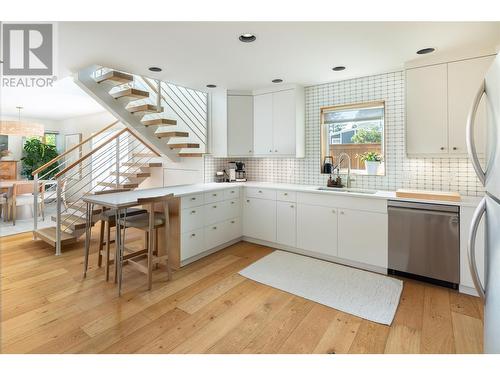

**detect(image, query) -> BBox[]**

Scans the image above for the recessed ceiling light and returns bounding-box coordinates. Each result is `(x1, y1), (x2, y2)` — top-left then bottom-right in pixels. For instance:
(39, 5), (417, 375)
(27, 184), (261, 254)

(416, 48), (435, 55)
(148, 67), (162, 72)
(206, 84), (217, 88)
(272, 79), (283, 83)
(332, 66), (346, 71)
(239, 33), (256, 43)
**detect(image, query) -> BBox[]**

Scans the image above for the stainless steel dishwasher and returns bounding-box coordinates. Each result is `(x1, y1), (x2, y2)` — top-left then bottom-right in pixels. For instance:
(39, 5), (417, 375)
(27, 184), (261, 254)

(388, 200), (460, 289)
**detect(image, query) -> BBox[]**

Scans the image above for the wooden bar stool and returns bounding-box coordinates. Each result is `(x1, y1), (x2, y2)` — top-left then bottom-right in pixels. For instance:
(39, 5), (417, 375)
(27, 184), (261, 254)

(117, 193), (173, 291)
(94, 189), (147, 281)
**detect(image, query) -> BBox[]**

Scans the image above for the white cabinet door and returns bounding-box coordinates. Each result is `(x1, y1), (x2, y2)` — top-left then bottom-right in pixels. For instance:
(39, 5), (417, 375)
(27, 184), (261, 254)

(406, 64), (449, 155)
(272, 89), (296, 155)
(276, 201), (296, 247)
(448, 56), (494, 155)
(224, 217), (242, 242)
(181, 229), (205, 261)
(296, 204), (337, 257)
(205, 223), (228, 250)
(227, 95), (254, 156)
(337, 209), (388, 269)
(253, 93), (274, 155)
(243, 197), (276, 242)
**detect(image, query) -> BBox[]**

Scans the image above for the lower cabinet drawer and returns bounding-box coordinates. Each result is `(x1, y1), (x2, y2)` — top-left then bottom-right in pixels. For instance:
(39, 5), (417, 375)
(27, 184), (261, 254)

(224, 217), (241, 242)
(181, 229), (205, 261)
(205, 223), (228, 250)
(204, 200), (230, 225)
(227, 199), (240, 218)
(181, 206), (205, 233)
(245, 187), (276, 200)
(181, 193), (204, 209)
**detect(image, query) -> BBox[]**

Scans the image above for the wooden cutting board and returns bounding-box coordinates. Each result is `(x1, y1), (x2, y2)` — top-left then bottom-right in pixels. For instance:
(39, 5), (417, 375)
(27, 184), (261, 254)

(395, 189), (461, 202)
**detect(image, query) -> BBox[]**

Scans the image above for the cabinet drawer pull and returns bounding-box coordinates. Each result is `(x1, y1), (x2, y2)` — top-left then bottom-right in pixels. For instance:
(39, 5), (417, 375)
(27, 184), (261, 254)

(290, 205), (294, 208)
(212, 205), (217, 209)
(190, 210), (196, 214)
(440, 147), (445, 150)
(332, 209), (336, 213)
(246, 199), (250, 203)
(212, 193), (217, 197)
(213, 226), (217, 230)
(284, 192), (288, 196)
(274, 150), (278, 152)
(453, 147), (457, 150)
(269, 149), (272, 153)
(191, 233), (196, 237)
(190, 197), (197, 201)
(231, 201), (235, 204)
(231, 220), (235, 224)
(230, 190), (235, 193)
(340, 211), (345, 215)
(258, 190), (263, 193)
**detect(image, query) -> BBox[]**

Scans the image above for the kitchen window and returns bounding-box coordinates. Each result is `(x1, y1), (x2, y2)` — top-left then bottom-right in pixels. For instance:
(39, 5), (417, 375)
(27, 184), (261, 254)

(320, 101), (385, 176)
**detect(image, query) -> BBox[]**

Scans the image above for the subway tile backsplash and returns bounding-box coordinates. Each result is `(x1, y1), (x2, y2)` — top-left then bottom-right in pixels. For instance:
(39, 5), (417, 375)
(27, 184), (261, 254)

(204, 71), (484, 196)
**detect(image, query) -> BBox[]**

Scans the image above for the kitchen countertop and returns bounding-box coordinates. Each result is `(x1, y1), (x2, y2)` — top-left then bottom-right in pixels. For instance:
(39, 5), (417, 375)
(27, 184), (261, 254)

(83, 181), (483, 208)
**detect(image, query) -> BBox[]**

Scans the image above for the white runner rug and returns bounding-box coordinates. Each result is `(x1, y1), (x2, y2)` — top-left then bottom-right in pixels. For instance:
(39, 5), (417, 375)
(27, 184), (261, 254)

(239, 250), (403, 325)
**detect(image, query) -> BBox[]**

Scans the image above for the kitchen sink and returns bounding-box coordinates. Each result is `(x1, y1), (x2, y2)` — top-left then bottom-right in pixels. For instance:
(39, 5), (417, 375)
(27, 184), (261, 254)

(316, 187), (377, 195)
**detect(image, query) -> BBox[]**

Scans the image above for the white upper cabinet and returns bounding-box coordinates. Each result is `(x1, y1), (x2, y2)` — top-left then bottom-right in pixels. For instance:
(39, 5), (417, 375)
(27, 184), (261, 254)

(227, 94), (254, 156)
(253, 86), (305, 157)
(406, 55), (495, 157)
(253, 93), (274, 155)
(406, 64), (449, 155)
(272, 89), (296, 155)
(448, 56), (494, 155)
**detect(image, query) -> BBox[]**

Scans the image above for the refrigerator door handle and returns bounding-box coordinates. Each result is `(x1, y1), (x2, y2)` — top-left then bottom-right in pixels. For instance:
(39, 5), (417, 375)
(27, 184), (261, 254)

(466, 80), (486, 186)
(468, 197), (486, 299)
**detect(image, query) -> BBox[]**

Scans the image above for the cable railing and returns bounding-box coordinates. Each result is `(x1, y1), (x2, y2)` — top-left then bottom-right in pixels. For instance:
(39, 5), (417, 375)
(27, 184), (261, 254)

(33, 122), (161, 255)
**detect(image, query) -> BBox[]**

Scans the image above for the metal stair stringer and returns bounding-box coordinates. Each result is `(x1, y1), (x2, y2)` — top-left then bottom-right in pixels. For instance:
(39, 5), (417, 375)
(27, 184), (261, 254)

(74, 64), (180, 162)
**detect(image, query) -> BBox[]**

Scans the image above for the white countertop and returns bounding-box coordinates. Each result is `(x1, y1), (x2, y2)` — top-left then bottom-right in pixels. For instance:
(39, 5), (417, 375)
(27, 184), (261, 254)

(82, 181), (483, 208)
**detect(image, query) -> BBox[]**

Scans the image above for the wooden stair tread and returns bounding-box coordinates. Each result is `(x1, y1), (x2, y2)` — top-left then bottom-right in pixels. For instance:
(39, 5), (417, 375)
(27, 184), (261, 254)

(110, 171), (151, 178)
(169, 143), (200, 149)
(132, 153), (158, 158)
(35, 227), (77, 246)
(178, 152), (204, 157)
(142, 118), (177, 126)
(122, 162), (162, 167)
(112, 88), (149, 100)
(51, 214), (92, 231)
(98, 181), (139, 189)
(95, 70), (133, 85)
(127, 104), (163, 114)
(69, 202), (102, 215)
(156, 131), (189, 138)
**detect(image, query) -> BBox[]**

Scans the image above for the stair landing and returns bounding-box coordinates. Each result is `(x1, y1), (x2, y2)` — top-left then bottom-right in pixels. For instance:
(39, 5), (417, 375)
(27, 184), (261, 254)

(34, 227), (77, 247)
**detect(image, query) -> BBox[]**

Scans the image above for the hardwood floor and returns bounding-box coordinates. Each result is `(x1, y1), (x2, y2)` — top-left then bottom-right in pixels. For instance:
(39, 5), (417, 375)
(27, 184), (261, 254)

(0, 231), (484, 354)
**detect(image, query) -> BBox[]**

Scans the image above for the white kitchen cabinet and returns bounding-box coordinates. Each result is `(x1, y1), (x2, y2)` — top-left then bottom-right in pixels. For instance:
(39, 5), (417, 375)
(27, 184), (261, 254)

(224, 217), (242, 243)
(406, 55), (495, 157)
(296, 204), (338, 257)
(460, 205), (485, 294)
(205, 223), (227, 250)
(181, 229), (205, 261)
(448, 56), (494, 155)
(406, 64), (449, 155)
(253, 93), (274, 155)
(227, 94), (254, 156)
(272, 89), (296, 155)
(276, 201), (296, 247)
(337, 208), (388, 268)
(253, 87), (305, 157)
(243, 197), (276, 242)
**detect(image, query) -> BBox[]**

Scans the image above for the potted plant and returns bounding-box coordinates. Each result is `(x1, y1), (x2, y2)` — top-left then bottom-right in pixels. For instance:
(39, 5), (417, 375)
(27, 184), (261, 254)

(21, 138), (60, 180)
(360, 151), (382, 175)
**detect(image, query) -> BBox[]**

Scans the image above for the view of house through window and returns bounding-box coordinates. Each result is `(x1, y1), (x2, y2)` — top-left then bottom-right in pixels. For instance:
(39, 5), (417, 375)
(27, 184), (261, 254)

(320, 101), (385, 176)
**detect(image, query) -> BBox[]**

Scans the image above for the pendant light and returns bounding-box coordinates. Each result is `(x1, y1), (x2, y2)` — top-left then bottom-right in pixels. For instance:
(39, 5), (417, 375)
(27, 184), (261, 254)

(0, 106), (44, 136)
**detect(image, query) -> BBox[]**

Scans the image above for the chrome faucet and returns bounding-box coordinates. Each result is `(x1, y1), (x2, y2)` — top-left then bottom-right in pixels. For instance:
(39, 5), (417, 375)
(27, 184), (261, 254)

(337, 152), (352, 188)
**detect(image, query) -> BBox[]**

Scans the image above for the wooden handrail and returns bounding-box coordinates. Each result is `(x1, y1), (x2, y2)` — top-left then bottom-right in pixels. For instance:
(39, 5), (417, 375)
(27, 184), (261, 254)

(32, 120), (120, 176)
(54, 128), (127, 178)
(53, 127), (161, 179)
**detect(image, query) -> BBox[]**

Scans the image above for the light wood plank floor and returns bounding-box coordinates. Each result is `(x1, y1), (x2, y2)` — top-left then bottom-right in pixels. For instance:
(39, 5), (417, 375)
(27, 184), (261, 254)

(0, 231), (484, 354)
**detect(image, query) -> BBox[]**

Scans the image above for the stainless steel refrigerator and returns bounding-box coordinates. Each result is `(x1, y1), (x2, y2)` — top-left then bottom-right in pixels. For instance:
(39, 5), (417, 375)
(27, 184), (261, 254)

(467, 53), (500, 354)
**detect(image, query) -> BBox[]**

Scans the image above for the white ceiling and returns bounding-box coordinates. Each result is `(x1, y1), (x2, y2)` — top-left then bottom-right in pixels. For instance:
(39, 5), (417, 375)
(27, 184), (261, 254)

(58, 22), (500, 91)
(0, 76), (105, 120)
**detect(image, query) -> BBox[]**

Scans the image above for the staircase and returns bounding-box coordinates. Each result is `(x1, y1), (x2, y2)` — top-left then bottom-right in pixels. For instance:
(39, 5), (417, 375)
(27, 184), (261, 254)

(32, 123), (164, 255)
(75, 65), (207, 160)
(32, 66), (209, 254)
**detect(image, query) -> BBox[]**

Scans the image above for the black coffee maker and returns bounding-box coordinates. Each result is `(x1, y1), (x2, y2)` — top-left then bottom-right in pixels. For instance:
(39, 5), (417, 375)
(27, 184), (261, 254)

(235, 161), (247, 182)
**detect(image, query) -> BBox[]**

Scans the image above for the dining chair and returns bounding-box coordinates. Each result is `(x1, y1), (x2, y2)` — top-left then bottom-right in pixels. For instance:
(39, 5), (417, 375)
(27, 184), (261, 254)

(6, 181), (45, 225)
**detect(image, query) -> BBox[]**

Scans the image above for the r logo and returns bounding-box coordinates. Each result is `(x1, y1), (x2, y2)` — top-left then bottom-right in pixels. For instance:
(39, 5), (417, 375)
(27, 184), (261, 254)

(2, 23), (53, 76)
